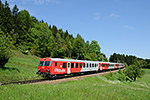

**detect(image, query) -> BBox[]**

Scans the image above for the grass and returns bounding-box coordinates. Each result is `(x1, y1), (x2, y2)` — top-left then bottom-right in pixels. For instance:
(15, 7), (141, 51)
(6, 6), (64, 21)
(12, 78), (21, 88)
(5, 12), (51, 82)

(0, 50), (150, 99)
(0, 69), (150, 100)
(0, 50), (42, 83)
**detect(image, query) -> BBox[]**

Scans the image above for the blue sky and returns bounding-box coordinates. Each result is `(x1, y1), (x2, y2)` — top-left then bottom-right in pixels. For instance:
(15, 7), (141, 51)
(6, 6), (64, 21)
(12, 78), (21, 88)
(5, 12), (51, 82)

(2, 0), (150, 59)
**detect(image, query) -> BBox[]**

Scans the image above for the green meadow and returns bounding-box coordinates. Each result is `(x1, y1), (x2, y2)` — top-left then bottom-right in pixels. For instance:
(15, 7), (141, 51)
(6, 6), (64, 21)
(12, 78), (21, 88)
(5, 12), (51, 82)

(0, 51), (150, 100)
(0, 69), (150, 100)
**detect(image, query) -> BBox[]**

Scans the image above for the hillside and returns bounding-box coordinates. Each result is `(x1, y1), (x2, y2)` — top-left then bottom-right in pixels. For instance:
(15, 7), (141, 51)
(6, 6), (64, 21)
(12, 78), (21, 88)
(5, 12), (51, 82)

(0, 50), (41, 83)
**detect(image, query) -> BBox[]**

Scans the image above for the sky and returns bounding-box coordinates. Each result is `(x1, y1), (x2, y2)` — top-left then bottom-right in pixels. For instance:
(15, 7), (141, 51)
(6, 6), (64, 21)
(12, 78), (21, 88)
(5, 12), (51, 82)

(2, 0), (150, 59)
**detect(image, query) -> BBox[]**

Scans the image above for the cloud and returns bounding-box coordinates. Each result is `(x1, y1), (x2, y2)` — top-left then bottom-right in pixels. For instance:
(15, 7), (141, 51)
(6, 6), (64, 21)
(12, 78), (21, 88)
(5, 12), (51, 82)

(110, 14), (119, 17)
(23, 0), (60, 5)
(94, 13), (100, 20)
(124, 26), (134, 29)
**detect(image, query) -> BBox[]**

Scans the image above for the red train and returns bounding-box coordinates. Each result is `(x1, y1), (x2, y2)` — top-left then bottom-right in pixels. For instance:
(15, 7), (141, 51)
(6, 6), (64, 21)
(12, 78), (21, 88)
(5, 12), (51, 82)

(36, 57), (124, 78)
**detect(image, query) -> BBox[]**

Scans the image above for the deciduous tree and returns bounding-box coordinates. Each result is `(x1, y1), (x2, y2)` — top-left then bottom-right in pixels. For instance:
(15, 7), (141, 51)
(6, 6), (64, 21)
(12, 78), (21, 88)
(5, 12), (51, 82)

(124, 60), (145, 81)
(72, 34), (85, 60)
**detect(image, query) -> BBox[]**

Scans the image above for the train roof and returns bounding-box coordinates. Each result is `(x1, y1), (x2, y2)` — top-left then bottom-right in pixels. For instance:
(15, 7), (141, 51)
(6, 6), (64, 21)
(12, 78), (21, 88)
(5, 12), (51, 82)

(45, 57), (122, 64)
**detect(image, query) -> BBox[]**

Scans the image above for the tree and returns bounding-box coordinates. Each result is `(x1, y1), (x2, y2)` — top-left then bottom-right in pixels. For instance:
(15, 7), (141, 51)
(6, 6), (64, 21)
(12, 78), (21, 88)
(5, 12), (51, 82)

(0, 29), (12, 68)
(31, 23), (54, 57)
(72, 34), (85, 60)
(89, 40), (102, 61)
(52, 32), (66, 58)
(18, 10), (33, 48)
(85, 41), (90, 54)
(124, 60), (145, 81)
(65, 35), (72, 57)
(11, 4), (23, 47)
(51, 25), (58, 38)
(0, 1), (12, 34)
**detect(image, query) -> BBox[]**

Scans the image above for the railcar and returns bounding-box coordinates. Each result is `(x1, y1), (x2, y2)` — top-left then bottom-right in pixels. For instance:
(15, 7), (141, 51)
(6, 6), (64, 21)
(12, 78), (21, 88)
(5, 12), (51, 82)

(36, 57), (124, 78)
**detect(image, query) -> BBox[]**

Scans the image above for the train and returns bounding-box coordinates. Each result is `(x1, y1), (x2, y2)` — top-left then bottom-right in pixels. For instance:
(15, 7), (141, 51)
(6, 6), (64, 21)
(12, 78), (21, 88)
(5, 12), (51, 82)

(36, 57), (124, 78)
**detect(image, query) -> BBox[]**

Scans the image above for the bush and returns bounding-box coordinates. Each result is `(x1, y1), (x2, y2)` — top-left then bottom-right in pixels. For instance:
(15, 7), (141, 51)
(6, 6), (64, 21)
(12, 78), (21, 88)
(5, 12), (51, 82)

(0, 30), (12, 68)
(117, 69), (126, 81)
(124, 60), (145, 81)
(105, 70), (116, 80)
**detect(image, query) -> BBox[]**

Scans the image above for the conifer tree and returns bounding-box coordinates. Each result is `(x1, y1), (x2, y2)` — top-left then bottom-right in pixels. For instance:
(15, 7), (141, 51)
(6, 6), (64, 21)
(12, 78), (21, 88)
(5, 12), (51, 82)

(0, 29), (12, 68)
(51, 25), (58, 38)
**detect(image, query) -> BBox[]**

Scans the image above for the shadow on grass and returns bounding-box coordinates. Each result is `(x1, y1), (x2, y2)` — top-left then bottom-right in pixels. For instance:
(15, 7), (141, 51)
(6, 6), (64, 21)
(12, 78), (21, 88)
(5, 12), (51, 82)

(1, 67), (20, 73)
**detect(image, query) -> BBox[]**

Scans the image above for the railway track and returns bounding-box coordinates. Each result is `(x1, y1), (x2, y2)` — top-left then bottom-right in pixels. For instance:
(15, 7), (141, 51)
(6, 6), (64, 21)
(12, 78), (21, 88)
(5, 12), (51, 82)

(1, 68), (125, 85)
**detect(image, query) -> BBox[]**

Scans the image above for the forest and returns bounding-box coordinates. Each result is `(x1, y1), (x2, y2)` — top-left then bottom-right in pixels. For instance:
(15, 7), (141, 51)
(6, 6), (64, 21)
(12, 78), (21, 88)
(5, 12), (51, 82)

(0, 0), (150, 68)
(109, 53), (150, 68)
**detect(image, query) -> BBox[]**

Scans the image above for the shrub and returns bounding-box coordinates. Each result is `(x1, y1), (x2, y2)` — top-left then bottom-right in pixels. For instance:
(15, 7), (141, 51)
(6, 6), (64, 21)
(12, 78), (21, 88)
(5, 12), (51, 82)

(117, 69), (126, 81)
(124, 60), (145, 81)
(105, 70), (115, 80)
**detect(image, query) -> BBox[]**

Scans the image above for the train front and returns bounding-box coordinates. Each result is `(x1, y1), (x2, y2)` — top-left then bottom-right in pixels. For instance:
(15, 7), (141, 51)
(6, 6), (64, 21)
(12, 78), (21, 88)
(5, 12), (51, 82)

(36, 58), (52, 77)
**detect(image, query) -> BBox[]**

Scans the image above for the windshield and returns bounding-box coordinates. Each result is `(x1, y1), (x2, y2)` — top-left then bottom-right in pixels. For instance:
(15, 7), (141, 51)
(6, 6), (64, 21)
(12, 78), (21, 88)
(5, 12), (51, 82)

(39, 61), (44, 66)
(38, 61), (52, 66)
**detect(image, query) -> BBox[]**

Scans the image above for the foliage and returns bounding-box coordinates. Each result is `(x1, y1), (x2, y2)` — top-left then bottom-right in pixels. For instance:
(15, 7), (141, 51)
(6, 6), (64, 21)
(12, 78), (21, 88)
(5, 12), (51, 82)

(109, 53), (136, 65)
(117, 69), (126, 81)
(105, 70), (114, 80)
(104, 64), (145, 82)
(72, 34), (85, 60)
(109, 53), (150, 68)
(0, 0), (105, 61)
(124, 60), (145, 81)
(31, 23), (54, 57)
(89, 40), (102, 61)
(0, 29), (12, 68)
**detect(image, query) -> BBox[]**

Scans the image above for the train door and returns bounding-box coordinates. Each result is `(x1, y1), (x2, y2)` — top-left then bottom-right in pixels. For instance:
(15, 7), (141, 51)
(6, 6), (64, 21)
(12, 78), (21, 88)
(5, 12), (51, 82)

(67, 62), (71, 74)
(99, 63), (102, 70)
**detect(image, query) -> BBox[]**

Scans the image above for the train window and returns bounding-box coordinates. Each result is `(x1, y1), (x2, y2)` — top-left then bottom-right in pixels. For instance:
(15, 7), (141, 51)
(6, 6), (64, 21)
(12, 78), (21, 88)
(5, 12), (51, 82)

(100, 64), (102, 66)
(63, 63), (66, 68)
(44, 61), (50, 66)
(92, 64), (94, 67)
(87, 63), (88, 68)
(106, 64), (108, 67)
(68, 63), (70, 68)
(55, 62), (57, 66)
(83, 63), (85, 68)
(76, 63), (78, 68)
(97, 64), (98, 67)
(90, 63), (91, 67)
(39, 61), (44, 66)
(95, 64), (96, 67)
(80, 63), (82, 68)
(71, 63), (74, 68)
